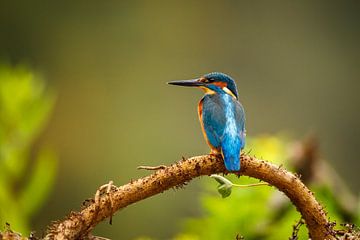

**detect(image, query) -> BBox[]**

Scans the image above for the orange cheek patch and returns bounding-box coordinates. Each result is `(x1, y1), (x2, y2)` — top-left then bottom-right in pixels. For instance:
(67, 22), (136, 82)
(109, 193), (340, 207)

(213, 82), (227, 88)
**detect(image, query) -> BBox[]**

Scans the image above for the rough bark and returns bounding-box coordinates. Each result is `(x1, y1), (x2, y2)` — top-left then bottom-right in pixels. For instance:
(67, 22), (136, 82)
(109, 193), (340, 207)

(43, 154), (336, 240)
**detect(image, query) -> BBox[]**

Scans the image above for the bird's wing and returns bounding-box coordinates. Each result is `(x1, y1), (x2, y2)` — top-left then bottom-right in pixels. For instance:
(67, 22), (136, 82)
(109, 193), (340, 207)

(201, 95), (227, 149)
(221, 97), (245, 171)
(201, 95), (246, 164)
(234, 99), (246, 147)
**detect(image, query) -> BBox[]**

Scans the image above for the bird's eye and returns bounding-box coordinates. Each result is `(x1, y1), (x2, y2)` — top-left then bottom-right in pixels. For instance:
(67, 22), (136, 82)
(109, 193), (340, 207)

(200, 78), (213, 83)
(199, 78), (208, 83)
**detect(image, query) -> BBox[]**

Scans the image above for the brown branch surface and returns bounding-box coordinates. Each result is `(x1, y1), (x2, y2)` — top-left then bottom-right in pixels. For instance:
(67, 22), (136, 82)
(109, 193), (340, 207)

(44, 154), (335, 240)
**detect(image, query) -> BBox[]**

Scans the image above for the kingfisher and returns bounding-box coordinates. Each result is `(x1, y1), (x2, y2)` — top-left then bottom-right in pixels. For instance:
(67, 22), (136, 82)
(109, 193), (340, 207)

(168, 72), (246, 171)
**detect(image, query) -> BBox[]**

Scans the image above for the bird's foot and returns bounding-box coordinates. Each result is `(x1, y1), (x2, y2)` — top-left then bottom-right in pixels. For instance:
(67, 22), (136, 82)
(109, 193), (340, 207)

(209, 150), (222, 157)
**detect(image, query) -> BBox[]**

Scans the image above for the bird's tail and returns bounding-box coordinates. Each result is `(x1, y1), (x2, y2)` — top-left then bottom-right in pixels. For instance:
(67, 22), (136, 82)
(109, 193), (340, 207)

(222, 145), (240, 171)
(223, 153), (240, 171)
(221, 136), (242, 171)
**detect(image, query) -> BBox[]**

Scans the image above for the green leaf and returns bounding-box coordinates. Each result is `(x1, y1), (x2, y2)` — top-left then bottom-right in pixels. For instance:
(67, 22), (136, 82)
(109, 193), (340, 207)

(210, 175), (233, 198)
(217, 183), (232, 198)
(210, 174), (233, 186)
(0, 64), (57, 235)
(18, 148), (57, 217)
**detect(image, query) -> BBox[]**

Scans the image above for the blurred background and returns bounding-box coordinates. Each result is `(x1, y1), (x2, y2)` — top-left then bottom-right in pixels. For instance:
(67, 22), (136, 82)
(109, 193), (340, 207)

(0, 1), (359, 239)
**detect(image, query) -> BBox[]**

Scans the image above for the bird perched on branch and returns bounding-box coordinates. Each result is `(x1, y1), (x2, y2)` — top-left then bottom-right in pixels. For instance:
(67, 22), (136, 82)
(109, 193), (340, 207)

(168, 72), (246, 171)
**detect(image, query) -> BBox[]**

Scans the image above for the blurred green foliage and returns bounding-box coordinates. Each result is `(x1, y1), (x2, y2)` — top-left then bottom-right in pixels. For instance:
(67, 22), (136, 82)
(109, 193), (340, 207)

(1, 1), (360, 238)
(0, 64), (57, 234)
(170, 135), (359, 240)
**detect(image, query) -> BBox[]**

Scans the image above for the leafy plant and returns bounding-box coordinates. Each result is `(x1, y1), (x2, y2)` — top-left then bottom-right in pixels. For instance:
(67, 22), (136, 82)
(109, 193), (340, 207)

(0, 64), (57, 235)
(211, 174), (269, 199)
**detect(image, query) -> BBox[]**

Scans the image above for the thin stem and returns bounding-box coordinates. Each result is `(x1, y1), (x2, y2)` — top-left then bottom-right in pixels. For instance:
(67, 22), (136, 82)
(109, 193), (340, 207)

(232, 182), (270, 188)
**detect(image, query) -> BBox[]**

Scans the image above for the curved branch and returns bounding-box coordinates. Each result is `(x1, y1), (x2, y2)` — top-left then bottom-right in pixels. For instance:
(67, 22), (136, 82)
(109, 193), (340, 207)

(44, 154), (335, 240)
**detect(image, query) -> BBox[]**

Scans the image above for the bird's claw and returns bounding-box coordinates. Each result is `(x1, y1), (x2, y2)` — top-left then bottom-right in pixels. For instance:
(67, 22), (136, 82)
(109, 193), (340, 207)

(210, 150), (222, 157)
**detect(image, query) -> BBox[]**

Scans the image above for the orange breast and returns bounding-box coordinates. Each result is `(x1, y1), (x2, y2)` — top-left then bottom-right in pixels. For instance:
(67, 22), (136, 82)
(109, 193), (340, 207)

(198, 99), (217, 152)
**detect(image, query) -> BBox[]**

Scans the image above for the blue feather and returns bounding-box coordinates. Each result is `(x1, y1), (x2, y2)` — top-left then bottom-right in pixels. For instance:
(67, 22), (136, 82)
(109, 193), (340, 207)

(168, 72), (245, 172)
(201, 88), (245, 171)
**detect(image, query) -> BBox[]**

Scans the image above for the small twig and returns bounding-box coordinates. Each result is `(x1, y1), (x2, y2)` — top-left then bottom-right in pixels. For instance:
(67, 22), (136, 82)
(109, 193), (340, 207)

(137, 165), (167, 170)
(235, 233), (244, 239)
(94, 181), (115, 225)
(290, 218), (305, 240)
(105, 181), (114, 225)
(85, 234), (111, 240)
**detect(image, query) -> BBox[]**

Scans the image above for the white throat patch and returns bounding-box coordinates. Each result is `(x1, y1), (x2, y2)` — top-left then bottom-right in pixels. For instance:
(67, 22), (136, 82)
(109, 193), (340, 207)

(222, 87), (237, 99)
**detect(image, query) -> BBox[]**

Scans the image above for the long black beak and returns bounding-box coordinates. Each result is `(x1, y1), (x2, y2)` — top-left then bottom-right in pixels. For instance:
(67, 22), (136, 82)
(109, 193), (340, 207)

(167, 79), (204, 87)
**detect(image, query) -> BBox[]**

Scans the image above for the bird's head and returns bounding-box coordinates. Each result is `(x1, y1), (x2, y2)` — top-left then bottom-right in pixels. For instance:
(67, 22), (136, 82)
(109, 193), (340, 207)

(168, 72), (238, 99)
